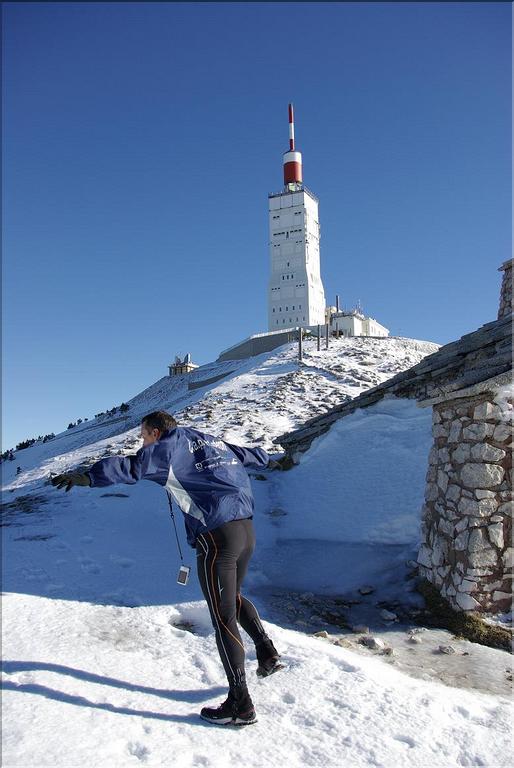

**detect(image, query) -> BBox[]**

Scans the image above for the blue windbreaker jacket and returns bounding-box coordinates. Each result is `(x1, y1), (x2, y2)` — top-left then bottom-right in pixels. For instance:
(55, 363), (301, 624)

(87, 427), (270, 546)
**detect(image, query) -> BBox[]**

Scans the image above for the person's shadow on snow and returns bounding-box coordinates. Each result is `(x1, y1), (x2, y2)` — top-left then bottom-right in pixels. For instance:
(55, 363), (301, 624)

(2, 660), (226, 725)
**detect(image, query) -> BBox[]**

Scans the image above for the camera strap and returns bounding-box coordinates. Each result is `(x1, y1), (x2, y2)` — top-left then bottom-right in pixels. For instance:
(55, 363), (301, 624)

(166, 491), (184, 563)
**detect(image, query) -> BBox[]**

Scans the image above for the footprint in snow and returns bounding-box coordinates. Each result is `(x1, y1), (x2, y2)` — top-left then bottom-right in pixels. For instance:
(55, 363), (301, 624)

(79, 558), (100, 574)
(51, 540), (71, 551)
(80, 536), (94, 544)
(127, 742), (150, 762)
(109, 555), (134, 568)
(393, 735), (417, 749)
(20, 567), (47, 582)
(282, 692), (295, 704)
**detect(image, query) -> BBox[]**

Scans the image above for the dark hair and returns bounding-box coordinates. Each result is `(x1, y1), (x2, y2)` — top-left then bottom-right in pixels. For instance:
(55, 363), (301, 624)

(141, 411), (177, 434)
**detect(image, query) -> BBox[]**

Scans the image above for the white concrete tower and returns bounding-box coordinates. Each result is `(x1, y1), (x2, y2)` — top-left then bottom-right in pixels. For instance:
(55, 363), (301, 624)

(268, 104), (326, 331)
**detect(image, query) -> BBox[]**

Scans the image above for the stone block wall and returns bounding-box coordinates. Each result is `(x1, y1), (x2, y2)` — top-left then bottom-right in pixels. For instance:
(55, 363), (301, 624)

(498, 259), (513, 320)
(417, 389), (513, 613)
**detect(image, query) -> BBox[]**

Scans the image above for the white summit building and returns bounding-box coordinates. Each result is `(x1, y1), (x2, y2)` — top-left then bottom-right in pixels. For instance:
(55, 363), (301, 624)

(217, 105), (388, 362)
(268, 104), (326, 331)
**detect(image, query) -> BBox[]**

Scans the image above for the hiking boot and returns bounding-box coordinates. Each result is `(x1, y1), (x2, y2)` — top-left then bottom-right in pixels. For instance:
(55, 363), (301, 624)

(200, 691), (257, 726)
(256, 637), (283, 677)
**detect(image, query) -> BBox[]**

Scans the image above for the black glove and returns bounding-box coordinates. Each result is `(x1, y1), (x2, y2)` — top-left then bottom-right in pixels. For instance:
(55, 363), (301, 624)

(51, 472), (91, 492)
(268, 455), (290, 471)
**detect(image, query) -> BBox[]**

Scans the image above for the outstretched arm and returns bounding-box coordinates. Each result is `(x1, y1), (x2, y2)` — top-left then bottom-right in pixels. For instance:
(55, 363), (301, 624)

(51, 447), (148, 492)
(223, 441), (270, 470)
(87, 451), (145, 487)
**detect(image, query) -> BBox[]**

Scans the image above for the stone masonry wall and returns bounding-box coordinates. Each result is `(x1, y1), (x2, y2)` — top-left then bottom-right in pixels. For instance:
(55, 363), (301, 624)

(498, 259), (513, 320)
(417, 390), (513, 613)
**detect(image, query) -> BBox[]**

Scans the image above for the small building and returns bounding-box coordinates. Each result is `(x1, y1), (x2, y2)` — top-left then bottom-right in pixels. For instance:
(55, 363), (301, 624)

(328, 307), (389, 338)
(168, 353), (198, 377)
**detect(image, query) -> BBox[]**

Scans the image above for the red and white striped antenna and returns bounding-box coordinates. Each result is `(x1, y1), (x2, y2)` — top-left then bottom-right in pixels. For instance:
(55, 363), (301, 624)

(283, 102), (302, 186)
(288, 103), (295, 151)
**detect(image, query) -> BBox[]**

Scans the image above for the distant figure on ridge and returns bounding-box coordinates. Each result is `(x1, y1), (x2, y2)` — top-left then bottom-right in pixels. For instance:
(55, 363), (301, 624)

(51, 410), (284, 726)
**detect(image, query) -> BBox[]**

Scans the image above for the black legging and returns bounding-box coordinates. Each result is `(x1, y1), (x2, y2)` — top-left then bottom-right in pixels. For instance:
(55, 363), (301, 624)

(196, 518), (267, 691)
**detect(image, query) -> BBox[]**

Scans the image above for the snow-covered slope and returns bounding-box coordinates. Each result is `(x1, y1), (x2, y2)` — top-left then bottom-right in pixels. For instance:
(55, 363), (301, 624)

(2, 335), (512, 768)
(3, 335), (439, 479)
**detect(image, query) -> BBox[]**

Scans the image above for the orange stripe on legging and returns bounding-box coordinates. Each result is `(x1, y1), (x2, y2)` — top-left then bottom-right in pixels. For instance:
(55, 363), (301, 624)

(208, 531), (245, 651)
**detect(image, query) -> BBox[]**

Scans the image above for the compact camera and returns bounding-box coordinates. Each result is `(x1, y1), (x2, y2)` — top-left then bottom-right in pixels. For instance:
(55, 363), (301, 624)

(177, 565), (191, 586)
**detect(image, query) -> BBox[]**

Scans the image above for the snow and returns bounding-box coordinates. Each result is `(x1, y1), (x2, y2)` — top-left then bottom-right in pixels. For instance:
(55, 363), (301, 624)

(2, 336), (512, 767)
(2, 594), (510, 768)
(270, 397), (432, 545)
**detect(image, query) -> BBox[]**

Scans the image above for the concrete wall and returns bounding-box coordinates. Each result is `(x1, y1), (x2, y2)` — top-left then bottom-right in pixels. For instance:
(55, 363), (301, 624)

(217, 329), (298, 362)
(268, 188), (325, 330)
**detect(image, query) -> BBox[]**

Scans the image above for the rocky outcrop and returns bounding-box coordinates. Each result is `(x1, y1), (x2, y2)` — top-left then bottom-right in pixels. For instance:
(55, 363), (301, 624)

(498, 259), (513, 320)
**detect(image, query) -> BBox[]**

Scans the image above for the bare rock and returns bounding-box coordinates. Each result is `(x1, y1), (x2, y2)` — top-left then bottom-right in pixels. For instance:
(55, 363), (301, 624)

(380, 609), (398, 622)
(461, 463), (504, 489)
(359, 635), (386, 651)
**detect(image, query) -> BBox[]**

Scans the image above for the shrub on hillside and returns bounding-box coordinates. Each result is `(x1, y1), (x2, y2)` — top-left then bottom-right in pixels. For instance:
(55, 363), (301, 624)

(16, 438), (36, 451)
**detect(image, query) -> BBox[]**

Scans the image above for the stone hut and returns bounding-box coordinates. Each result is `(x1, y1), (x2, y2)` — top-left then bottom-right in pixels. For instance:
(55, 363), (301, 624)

(276, 261), (512, 614)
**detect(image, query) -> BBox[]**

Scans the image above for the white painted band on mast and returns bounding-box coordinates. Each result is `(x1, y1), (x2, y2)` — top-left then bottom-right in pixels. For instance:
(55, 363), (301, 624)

(288, 103), (295, 151)
(282, 151), (302, 164)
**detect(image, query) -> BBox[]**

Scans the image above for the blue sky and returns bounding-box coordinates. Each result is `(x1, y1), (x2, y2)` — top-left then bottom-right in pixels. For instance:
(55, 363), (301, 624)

(2, 2), (511, 450)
